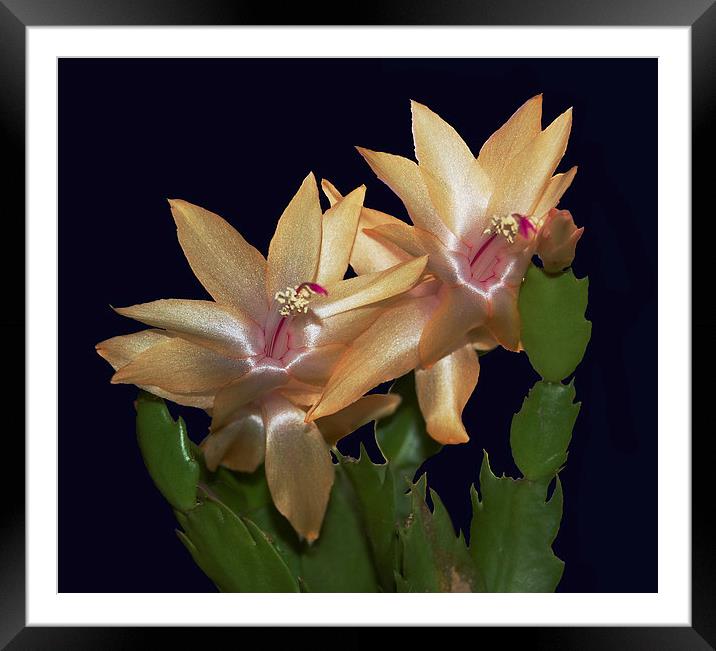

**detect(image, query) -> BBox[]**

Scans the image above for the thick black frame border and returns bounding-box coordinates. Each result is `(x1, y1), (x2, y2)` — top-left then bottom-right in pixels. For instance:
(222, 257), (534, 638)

(1, 1), (711, 648)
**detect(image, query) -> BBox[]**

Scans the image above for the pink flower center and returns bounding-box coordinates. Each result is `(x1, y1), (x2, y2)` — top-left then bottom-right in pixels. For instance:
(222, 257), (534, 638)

(266, 282), (328, 359)
(468, 213), (534, 287)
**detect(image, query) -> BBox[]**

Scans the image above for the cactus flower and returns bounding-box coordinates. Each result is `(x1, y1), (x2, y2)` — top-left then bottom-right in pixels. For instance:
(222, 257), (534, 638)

(309, 96), (580, 446)
(96, 173), (428, 541)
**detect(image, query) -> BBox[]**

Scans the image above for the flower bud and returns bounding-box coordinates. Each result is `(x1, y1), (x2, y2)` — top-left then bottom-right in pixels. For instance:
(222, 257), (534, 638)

(536, 209), (583, 273)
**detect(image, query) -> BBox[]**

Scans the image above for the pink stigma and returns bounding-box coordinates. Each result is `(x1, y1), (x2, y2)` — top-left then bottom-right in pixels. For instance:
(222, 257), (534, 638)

(516, 214), (537, 239)
(298, 282), (328, 296)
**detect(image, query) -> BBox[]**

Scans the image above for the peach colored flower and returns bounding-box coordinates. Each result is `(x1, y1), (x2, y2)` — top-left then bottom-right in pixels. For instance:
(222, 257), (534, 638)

(309, 96), (581, 446)
(97, 173), (427, 541)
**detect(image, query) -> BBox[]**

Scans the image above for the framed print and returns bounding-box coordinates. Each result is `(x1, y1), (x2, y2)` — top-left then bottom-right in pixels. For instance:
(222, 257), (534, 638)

(3, 0), (712, 647)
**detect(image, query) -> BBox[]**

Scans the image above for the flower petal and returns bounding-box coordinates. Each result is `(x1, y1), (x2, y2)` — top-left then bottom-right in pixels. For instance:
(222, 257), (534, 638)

(477, 94), (543, 183)
(531, 167), (578, 226)
(419, 285), (488, 367)
(321, 178), (342, 206)
(299, 306), (383, 348)
(114, 299), (264, 359)
(316, 185), (365, 286)
(169, 199), (268, 323)
(111, 336), (249, 394)
(364, 222), (426, 259)
(263, 393), (335, 542)
(486, 285), (522, 352)
(485, 107), (573, 220)
(283, 343), (347, 386)
(421, 160), (493, 241)
(310, 256), (428, 320)
(467, 325), (499, 352)
(267, 173), (323, 298)
(356, 147), (460, 249)
(322, 179), (410, 275)
(211, 361), (289, 430)
(411, 101), (493, 239)
(202, 404), (265, 472)
(354, 207), (413, 274)
(415, 344), (479, 444)
(96, 330), (214, 408)
(307, 296), (435, 421)
(411, 100), (475, 187)
(413, 227), (468, 286)
(96, 329), (172, 370)
(316, 394), (402, 447)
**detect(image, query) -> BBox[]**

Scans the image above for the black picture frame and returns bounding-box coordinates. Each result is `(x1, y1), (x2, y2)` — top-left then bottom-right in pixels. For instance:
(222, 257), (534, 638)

(2, 1), (710, 647)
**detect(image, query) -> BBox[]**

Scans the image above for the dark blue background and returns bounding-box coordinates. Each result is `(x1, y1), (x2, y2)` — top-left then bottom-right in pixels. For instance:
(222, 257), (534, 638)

(58, 58), (657, 593)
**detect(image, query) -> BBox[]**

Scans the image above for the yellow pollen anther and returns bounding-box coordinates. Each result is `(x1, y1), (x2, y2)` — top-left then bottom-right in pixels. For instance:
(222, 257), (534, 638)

(483, 214), (521, 244)
(274, 284), (319, 316)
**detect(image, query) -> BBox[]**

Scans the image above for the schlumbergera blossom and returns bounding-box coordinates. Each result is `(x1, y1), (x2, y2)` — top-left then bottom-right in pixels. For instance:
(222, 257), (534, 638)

(308, 95), (583, 445)
(96, 173), (428, 541)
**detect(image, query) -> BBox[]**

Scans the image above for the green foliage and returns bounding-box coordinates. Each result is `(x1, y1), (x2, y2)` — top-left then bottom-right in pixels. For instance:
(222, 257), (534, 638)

(300, 469), (380, 592)
(136, 392), (383, 591)
(340, 445), (397, 591)
(510, 380), (581, 481)
(375, 373), (441, 520)
(396, 476), (485, 592)
(175, 498), (299, 593)
(519, 264), (591, 382)
(135, 392), (199, 512)
(469, 455), (564, 592)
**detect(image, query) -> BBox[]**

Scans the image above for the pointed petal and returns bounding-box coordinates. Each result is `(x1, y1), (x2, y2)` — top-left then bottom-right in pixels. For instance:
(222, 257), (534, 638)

(202, 404), (265, 472)
(356, 147), (460, 248)
(421, 160), (493, 240)
(267, 173), (323, 298)
(485, 108), (573, 220)
(531, 167), (578, 226)
(211, 361), (289, 430)
(322, 179), (410, 275)
(316, 394), (402, 447)
(419, 286), (488, 367)
(111, 336), (249, 394)
(477, 94), (543, 183)
(311, 256), (428, 320)
(263, 393), (335, 542)
(364, 222), (426, 259)
(307, 297), (435, 421)
(415, 344), (479, 444)
(169, 199), (268, 322)
(411, 101), (484, 238)
(320, 178), (342, 206)
(316, 185), (365, 286)
(412, 100), (474, 183)
(114, 299), (264, 359)
(411, 101), (493, 239)
(353, 207), (413, 274)
(96, 329), (172, 370)
(97, 330), (214, 408)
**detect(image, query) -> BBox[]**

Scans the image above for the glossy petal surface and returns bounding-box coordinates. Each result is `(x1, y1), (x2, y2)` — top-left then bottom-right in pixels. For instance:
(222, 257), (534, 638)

(263, 393), (335, 542)
(267, 173), (323, 298)
(170, 199), (268, 322)
(415, 344), (479, 444)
